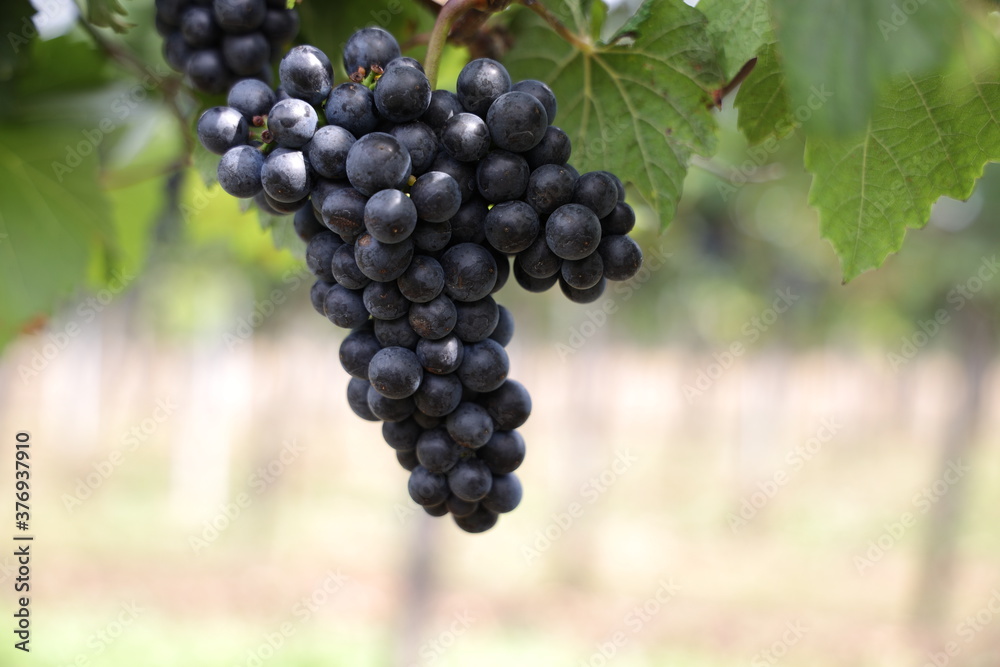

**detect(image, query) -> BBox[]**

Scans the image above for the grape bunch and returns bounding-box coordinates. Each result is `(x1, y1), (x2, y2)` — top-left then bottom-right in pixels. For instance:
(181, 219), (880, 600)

(194, 28), (643, 532)
(155, 0), (299, 94)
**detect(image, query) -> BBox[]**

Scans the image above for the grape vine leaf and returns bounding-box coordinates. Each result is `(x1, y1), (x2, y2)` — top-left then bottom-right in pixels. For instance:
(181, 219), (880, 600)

(698, 0), (773, 81)
(505, 0), (724, 226)
(806, 61), (1000, 282)
(0, 126), (116, 346)
(770, 0), (962, 136)
(733, 42), (793, 145)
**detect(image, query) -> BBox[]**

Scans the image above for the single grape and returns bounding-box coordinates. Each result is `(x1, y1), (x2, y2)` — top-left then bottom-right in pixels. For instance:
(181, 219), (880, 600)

(354, 233), (414, 282)
(163, 32), (193, 71)
(343, 27), (401, 78)
(408, 294), (458, 340)
(295, 202), (327, 241)
(559, 276), (606, 303)
(490, 249), (510, 294)
(513, 261), (559, 292)
(478, 380), (531, 430)
(368, 346), (423, 399)
(410, 171), (462, 223)
(478, 430), (525, 474)
(601, 202), (636, 236)
(441, 243), (497, 302)
(389, 122), (438, 175)
(486, 91), (548, 152)
(489, 304), (514, 347)
(227, 78), (276, 122)
(446, 402), (494, 449)
(476, 150), (529, 203)
(573, 171), (619, 219)
(516, 236), (562, 279)
(367, 386), (415, 422)
(279, 44), (333, 105)
(448, 458), (493, 501)
(481, 473), (522, 513)
(452, 297), (499, 343)
(525, 163), (577, 216)
(421, 89), (464, 132)
(397, 255), (445, 303)
(415, 428), (463, 473)
(305, 230), (342, 283)
(222, 33), (270, 76)
(324, 284), (369, 329)
(310, 280), (333, 316)
(457, 339), (509, 392)
(374, 64), (432, 123)
(453, 505), (498, 533)
(429, 153), (477, 203)
(325, 82), (379, 137)
(446, 495), (478, 518)
(411, 221), (452, 253)
(340, 327), (382, 380)
(267, 98), (318, 148)
(456, 58), (511, 117)
(397, 448), (420, 471)
(412, 410), (442, 430)
(416, 335), (464, 375)
(347, 377), (379, 421)
(305, 125), (355, 180)
(261, 8), (299, 46)
(197, 106), (248, 155)
(363, 280), (410, 320)
(383, 418), (422, 450)
(217, 145), (264, 198)
(180, 6), (220, 49)
(545, 203), (602, 260)
(484, 200), (539, 254)
(187, 49), (232, 94)
(524, 125), (572, 170)
(448, 198), (488, 245)
(345, 132), (412, 196)
(512, 79), (557, 123)
(321, 187), (368, 241)
(598, 235), (643, 281)
(442, 113), (491, 163)
(261, 150), (313, 203)
(364, 189), (417, 244)
(213, 0), (266, 33)
(413, 372), (463, 417)
(374, 316), (420, 350)
(561, 253), (604, 290)
(408, 466), (450, 506)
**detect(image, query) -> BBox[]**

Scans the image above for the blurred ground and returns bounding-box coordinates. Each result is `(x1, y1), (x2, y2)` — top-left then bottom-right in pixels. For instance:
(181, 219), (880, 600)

(1, 298), (998, 667)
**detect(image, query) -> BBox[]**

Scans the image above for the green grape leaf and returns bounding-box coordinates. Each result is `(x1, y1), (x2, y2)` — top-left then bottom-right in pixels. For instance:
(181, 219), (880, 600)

(771, 0), (963, 136)
(807, 62), (1000, 282)
(86, 0), (134, 33)
(506, 0), (724, 226)
(733, 42), (793, 145)
(698, 0), (773, 81)
(0, 0), (36, 81)
(0, 126), (116, 346)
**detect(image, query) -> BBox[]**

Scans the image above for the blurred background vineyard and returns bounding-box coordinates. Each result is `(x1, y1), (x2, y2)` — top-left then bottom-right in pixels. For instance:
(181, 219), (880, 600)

(2, 0), (1000, 666)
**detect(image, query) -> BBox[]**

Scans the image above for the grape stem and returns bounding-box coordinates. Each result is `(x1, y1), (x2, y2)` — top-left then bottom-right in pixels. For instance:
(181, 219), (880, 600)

(425, 0), (489, 89)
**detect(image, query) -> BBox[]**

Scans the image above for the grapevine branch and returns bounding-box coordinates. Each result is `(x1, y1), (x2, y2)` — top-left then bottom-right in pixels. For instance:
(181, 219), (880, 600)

(710, 57), (757, 108)
(425, 0), (489, 88)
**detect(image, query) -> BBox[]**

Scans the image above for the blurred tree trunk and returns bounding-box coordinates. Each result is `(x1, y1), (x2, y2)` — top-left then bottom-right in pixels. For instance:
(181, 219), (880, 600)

(910, 306), (995, 630)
